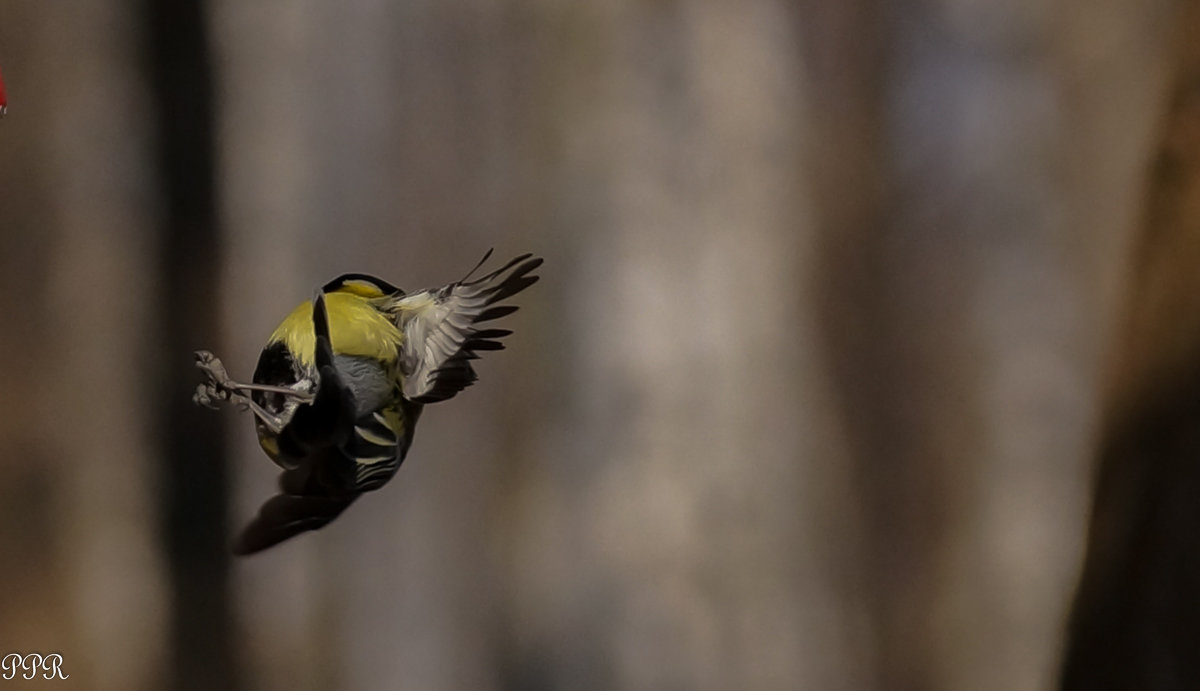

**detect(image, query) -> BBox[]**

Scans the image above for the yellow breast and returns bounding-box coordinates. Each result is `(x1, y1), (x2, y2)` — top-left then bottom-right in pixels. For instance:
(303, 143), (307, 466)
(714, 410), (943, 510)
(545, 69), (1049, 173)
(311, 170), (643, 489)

(268, 291), (404, 368)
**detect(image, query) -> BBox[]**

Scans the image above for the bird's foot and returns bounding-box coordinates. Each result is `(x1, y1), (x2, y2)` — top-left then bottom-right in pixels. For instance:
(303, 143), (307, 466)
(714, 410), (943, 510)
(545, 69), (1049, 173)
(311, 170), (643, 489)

(193, 350), (261, 412)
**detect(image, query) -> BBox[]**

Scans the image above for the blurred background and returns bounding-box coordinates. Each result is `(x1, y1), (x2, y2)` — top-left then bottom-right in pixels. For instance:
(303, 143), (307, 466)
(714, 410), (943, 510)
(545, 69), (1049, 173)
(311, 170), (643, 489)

(1, 0), (1197, 689)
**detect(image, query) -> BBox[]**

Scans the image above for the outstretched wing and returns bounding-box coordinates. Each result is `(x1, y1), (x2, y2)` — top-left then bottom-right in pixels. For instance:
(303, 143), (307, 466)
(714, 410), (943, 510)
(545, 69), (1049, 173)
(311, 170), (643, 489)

(392, 251), (542, 403)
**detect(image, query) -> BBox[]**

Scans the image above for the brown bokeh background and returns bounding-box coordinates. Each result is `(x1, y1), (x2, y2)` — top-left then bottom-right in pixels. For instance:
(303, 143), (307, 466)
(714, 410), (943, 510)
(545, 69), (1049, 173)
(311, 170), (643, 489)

(1, 1), (1196, 689)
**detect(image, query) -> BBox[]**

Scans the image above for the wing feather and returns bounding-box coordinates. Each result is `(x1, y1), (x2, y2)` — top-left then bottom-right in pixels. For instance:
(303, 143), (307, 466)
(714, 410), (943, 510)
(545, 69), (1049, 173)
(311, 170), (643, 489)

(391, 252), (542, 403)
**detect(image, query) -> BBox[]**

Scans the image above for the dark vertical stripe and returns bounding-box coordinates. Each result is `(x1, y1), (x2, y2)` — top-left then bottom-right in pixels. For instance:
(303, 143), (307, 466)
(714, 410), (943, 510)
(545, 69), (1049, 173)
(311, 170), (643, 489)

(1062, 6), (1200, 687)
(143, 1), (241, 689)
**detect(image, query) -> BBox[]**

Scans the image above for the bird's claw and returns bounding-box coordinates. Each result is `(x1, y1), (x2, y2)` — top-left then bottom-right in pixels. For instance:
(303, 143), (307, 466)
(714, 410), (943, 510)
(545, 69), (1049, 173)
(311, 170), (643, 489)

(195, 349), (231, 382)
(193, 382), (229, 409)
(194, 350), (240, 409)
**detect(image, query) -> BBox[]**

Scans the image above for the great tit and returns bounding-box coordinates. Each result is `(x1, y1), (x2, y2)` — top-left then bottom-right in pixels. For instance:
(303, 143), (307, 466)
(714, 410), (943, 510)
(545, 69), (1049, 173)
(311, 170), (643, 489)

(194, 251), (542, 554)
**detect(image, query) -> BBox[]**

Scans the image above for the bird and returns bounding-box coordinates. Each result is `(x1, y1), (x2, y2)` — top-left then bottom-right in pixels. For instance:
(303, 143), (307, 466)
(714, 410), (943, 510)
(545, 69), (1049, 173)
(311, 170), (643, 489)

(194, 251), (541, 555)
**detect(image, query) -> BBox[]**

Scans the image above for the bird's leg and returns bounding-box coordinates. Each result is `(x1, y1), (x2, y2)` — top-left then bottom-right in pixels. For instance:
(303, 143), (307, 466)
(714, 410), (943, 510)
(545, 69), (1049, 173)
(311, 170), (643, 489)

(194, 350), (316, 402)
(193, 350), (311, 434)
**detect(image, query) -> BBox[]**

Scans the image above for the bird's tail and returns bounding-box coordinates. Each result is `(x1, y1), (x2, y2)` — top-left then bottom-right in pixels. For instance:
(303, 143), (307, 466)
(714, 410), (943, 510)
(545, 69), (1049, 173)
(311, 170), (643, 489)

(232, 493), (357, 555)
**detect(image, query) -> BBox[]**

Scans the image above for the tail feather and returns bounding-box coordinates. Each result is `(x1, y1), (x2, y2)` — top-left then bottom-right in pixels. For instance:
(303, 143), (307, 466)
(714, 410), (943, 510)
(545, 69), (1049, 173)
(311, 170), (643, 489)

(233, 492), (357, 555)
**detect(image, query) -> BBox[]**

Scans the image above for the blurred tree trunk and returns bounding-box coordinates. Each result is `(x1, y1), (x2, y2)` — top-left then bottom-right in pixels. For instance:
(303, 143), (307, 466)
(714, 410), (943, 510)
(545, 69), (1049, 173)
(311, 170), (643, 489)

(500, 3), (873, 689)
(0, 0), (66, 665)
(143, 0), (239, 689)
(0, 2), (168, 690)
(1062, 3), (1200, 688)
(807, 0), (1171, 689)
